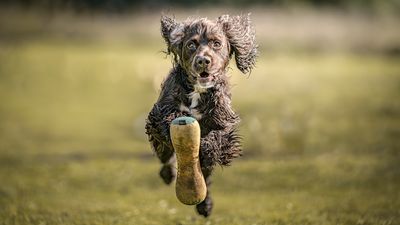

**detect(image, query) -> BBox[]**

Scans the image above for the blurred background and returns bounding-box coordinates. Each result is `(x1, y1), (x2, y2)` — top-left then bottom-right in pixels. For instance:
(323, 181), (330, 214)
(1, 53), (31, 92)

(0, 0), (399, 224)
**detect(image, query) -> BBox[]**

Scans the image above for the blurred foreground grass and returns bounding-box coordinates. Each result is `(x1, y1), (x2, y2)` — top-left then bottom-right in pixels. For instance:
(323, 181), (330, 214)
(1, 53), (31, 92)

(0, 8), (400, 225)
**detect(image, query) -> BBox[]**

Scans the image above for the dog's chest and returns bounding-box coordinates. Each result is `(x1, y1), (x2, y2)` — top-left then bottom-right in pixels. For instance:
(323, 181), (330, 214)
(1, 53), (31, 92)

(179, 85), (207, 120)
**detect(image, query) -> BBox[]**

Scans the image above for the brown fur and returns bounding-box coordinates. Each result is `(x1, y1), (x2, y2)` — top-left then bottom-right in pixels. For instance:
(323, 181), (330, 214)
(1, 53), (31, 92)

(145, 14), (257, 217)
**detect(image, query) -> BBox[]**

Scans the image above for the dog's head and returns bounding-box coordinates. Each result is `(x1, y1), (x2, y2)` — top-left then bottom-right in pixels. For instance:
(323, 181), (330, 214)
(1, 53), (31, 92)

(161, 14), (257, 89)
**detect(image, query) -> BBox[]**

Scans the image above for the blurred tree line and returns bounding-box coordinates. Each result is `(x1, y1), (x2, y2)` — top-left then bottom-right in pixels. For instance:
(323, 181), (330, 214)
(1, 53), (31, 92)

(1, 0), (399, 12)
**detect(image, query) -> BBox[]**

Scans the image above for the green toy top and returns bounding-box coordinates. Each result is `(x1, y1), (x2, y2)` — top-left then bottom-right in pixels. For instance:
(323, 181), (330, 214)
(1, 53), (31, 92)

(171, 116), (197, 125)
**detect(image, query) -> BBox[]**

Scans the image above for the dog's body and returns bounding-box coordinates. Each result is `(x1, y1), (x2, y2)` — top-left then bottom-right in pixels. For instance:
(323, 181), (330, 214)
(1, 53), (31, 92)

(145, 14), (257, 217)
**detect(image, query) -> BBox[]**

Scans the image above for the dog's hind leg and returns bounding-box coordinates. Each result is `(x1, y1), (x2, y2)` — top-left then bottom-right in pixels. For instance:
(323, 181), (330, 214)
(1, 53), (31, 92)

(195, 167), (213, 217)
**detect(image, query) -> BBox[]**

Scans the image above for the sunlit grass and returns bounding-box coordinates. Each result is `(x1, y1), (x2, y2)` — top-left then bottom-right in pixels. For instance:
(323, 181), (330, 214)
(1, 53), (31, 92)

(0, 14), (399, 224)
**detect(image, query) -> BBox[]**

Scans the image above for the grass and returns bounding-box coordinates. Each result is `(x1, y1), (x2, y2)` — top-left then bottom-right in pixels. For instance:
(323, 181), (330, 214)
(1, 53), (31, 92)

(0, 9), (400, 225)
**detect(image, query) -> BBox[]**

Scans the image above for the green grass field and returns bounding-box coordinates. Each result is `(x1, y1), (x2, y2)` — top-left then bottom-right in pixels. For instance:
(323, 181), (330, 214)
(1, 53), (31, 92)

(0, 9), (399, 225)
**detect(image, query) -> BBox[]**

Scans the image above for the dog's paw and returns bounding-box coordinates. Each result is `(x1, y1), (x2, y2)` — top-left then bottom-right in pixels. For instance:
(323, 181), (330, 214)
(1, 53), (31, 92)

(196, 196), (213, 217)
(159, 164), (176, 185)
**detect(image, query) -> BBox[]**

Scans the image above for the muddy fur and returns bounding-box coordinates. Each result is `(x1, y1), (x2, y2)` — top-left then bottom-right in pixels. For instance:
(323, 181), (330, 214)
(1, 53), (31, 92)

(145, 14), (257, 217)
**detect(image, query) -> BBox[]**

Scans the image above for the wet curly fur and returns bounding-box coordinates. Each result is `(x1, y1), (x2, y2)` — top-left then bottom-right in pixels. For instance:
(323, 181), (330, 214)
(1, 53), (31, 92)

(145, 14), (257, 217)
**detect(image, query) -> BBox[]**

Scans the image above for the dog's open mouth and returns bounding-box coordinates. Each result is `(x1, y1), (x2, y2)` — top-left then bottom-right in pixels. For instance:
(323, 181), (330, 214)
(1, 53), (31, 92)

(190, 70), (215, 88)
(197, 73), (214, 88)
(199, 71), (209, 78)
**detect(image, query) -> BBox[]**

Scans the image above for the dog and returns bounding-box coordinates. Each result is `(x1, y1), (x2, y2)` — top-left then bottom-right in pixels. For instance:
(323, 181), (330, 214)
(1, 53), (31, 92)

(145, 14), (257, 217)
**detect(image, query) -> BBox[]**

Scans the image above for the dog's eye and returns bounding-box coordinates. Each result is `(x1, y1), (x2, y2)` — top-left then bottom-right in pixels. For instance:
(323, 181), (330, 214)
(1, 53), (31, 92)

(212, 41), (222, 49)
(187, 41), (197, 50)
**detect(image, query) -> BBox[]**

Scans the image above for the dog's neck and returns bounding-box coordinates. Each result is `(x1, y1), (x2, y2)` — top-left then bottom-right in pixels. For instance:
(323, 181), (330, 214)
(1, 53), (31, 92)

(175, 65), (228, 120)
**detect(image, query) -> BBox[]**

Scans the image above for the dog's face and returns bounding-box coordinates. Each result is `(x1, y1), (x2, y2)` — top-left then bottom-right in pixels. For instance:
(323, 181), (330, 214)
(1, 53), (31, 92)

(180, 20), (230, 88)
(161, 15), (257, 89)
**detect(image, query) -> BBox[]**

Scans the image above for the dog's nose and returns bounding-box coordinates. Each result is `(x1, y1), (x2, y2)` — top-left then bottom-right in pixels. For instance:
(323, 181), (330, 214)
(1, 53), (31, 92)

(195, 56), (211, 67)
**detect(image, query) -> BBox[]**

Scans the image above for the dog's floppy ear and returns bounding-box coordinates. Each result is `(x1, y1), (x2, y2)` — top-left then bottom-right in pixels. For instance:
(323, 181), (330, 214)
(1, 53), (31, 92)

(161, 15), (185, 62)
(218, 14), (258, 74)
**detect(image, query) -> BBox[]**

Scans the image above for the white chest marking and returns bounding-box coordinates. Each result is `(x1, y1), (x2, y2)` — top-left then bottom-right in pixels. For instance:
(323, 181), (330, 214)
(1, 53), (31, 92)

(189, 92), (201, 108)
(179, 85), (206, 120)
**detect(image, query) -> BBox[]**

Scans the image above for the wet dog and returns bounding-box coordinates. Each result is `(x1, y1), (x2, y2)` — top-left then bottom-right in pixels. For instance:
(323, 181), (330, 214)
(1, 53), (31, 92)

(145, 14), (257, 217)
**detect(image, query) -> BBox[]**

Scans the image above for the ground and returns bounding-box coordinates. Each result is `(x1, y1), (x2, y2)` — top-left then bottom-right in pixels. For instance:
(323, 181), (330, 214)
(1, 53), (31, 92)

(0, 8), (399, 225)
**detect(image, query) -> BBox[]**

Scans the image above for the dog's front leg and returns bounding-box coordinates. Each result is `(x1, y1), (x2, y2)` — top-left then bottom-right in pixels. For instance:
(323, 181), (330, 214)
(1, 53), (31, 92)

(146, 102), (189, 184)
(200, 128), (241, 169)
(195, 128), (241, 217)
